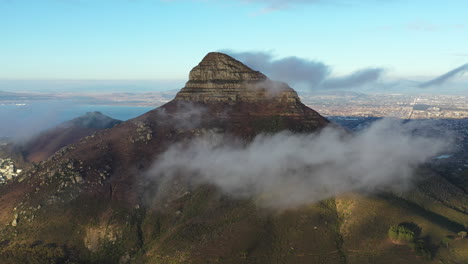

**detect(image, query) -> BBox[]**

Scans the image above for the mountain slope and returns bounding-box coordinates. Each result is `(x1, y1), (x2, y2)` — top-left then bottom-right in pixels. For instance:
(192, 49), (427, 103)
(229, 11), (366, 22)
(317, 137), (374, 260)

(0, 52), (466, 264)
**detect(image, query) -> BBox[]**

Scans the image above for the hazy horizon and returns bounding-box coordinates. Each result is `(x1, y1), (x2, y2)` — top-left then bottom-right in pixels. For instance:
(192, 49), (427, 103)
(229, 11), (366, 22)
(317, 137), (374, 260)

(2, 0), (467, 92)
(0, 76), (466, 95)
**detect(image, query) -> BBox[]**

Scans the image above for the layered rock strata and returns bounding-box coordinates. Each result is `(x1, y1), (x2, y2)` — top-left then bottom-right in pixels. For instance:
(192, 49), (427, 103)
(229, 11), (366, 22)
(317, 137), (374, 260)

(175, 52), (300, 104)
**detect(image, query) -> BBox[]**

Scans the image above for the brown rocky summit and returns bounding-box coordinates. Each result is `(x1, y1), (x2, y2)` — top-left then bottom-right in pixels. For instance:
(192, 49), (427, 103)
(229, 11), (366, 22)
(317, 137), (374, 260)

(188, 52), (266, 82)
(175, 52), (300, 104)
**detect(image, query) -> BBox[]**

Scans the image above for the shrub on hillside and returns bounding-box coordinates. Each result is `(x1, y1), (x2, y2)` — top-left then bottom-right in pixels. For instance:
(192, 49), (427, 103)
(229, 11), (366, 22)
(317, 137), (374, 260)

(388, 225), (415, 243)
(388, 223), (433, 260)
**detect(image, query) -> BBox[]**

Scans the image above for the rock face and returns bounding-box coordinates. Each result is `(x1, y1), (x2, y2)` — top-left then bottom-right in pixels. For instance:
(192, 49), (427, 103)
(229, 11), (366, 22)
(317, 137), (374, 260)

(175, 52), (300, 104)
(188, 52), (267, 83)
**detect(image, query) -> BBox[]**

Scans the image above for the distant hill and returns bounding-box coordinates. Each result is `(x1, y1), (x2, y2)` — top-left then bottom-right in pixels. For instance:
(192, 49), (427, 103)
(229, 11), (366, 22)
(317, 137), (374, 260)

(21, 111), (121, 163)
(0, 90), (57, 101)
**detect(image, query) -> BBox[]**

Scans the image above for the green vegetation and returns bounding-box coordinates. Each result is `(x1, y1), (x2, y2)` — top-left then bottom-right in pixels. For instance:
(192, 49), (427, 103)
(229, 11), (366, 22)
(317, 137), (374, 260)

(388, 223), (433, 260)
(388, 224), (416, 243)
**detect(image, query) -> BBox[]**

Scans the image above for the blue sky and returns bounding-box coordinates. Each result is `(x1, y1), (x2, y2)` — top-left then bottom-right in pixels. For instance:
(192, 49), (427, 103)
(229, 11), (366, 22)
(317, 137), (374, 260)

(1, 0), (467, 84)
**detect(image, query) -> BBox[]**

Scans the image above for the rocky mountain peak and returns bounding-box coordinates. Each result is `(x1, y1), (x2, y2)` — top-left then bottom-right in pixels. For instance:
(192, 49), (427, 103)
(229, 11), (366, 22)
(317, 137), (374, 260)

(175, 52), (300, 104)
(188, 52), (267, 82)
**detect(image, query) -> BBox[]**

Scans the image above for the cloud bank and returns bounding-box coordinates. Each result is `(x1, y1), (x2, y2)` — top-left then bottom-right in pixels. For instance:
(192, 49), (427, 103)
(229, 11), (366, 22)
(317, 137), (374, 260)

(419, 63), (468, 88)
(146, 118), (450, 208)
(322, 68), (384, 89)
(223, 50), (385, 90)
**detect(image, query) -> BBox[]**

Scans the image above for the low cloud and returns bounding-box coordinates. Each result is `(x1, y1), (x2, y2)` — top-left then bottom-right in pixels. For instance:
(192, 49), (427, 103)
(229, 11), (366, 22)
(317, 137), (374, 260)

(419, 63), (468, 88)
(223, 50), (385, 90)
(152, 101), (207, 130)
(146, 118), (451, 209)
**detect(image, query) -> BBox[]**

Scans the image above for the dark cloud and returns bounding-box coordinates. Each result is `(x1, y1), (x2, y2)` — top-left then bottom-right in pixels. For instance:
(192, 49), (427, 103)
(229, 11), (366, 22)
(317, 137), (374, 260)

(419, 63), (468, 88)
(322, 68), (384, 89)
(223, 50), (384, 90)
(227, 51), (330, 87)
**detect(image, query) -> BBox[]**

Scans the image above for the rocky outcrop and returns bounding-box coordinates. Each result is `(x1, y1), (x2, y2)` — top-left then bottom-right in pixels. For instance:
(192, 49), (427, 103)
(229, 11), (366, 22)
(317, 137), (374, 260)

(84, 224), (121, 252)
(172, 52), (328, 131)
(175, 52), (300, 104)
(188, 52), (266, 82)
(0, 158), (21, 184)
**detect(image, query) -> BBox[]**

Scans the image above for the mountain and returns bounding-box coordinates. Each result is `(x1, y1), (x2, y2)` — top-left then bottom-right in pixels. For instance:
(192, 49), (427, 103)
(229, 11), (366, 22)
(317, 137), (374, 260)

(0, 52), (466, 264)
(20, 111), (122, 163)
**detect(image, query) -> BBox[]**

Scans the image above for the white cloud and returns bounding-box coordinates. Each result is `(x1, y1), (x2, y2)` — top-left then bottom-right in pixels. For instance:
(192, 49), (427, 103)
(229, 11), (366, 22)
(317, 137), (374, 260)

(146, 118), (451, 209)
